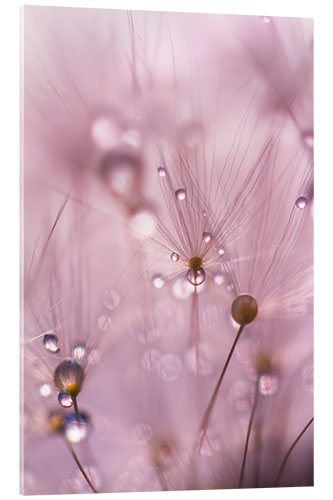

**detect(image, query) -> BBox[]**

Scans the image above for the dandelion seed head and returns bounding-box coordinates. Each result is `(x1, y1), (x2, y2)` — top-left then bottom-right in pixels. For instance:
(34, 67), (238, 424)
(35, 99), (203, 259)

(231, 294), (258, 325)
(54, 360), (85, 396)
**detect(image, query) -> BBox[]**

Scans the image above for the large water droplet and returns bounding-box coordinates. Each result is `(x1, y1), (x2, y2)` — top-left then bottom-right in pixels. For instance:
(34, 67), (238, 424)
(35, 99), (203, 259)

(296, 196), (308, 209)
(64, 412), (90, 443)
(175, 188), (186, 201)
(100, 151), (141, 200)
(58, 389), (73, 408)
(202, 231), (212, 243)
(258, 375), (279, 396)
(157, 165), (167, 177)
(39, 383), (52, 398)
(73, 344), (86, 361)
(43, 333), (60, 353)
(170, 252), (180, 262)
(186, 267), (206, 286)
(152, 273), (166, 289)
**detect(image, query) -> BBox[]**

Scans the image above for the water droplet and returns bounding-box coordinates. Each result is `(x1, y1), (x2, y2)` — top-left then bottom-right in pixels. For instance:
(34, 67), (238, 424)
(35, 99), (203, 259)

(186, 267), (206, 286)
(261, 16), (272, 23)
(157, 165), (167, 177)
(158, 354), (182, 382)
(39, 383), (52, 398)
(73, 344), (86, 361)
(141, 349), (162, 371)
(218, 248), (225, 257)
(175, 188), (186, 201)
(171, 252), (180, 262)
(296, 196), (308, 209)
(43, 333), (60, 353)
(203, 210), (207, 217)
(103, 289), (120, 310)
(64, 412), (90, 443)
(58, 389), (73, 408)
(97, 313), (112, 331)
(132, 422), (153, 446)
(302, 131), (314, 148)
(91, 117), (119, 151)
(129, 208), (156, 239)
(100, 151), (141, 200)
(258, 375), (279, 396)
(152, 273), (166, 289)
(213, 272), (224, 286)
(202, 231), (212, 243)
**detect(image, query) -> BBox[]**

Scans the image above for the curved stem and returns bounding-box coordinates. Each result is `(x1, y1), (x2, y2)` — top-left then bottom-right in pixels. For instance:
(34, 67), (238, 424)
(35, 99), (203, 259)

(238, 379), (260, 488)
(195, 324), (245, 453)
(67, 441), (98, 493)
(274, 416), (314, 486)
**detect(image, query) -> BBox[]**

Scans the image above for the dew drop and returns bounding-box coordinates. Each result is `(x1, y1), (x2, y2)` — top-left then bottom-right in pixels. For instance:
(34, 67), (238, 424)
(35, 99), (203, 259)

(39, 383), (52, 398)
(43, 333), (60, 353)
(157, 165), (167, 177)
(73, 344), (86, 361)
(186, 267), (206, 286)
(152, 273), (166, 289)
(170, 252), (180, 262)
(175, 188), (186, 201)
(213, 272), (224, 286)
(202, 231), (212, 243)
(258, 375), (279, 396)
(261, 16), (272, 23)
(129, 207), (156, 239)
(58, 389), (73, 408)
(296, 196), (308, 209)
(64, 412), (90, 444)
(100, 151), (141, 200)
(218, 248), (225, 257)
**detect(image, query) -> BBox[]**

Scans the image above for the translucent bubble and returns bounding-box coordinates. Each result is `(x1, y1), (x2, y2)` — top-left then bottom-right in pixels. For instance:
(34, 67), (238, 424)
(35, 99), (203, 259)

(202, 231), (212, 243)
(73, 344), (86, 361)
(186, 267), (206, 286)
(213, 272), (224, 286)
(185, 343), (215, 377)
(58, 389), (73, 408)
(295, 196), (308, 209)
(91, 117), (119, 150)
(43, 333), (60, 353)
(152, 273), (166, 289)
(141, 349), (162, 371)
(39, 383), (52, 398)
(64, 412), (90, 444)
(97, 313), (112, 331)
(258, 375), (279, 396)
(172, 277), (193, 300)
(170, 252), (180, 262)
(132, 422), (153, 446)
(175, 188), (186, 201)
(158, 354), (182, 382)
(129, 208), (156, 239)
(261, 16), (272, 23)
(157, 165), (167, 177)
(103, 289), (120, 310)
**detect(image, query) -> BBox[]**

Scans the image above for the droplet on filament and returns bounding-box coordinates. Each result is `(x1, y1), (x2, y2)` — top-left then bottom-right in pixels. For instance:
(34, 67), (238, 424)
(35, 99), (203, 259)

(186, 267), (206, 286)
(43, 333), (60, 353)
(175, 188), (186, 201)
(171, 252), (180, 262)
(296, 196), (308, 209)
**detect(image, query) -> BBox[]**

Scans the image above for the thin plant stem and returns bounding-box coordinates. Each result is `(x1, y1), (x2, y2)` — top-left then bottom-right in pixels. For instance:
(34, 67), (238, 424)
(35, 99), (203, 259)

(195, 324), (245, 453)
(238, 378), (260, 488)
(67, 441), (98, 493)
(274, 416), (314, 486)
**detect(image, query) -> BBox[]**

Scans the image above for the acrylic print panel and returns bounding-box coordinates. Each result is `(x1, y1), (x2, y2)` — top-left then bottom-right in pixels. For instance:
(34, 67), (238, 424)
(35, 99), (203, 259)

(22, 5), (313, 495)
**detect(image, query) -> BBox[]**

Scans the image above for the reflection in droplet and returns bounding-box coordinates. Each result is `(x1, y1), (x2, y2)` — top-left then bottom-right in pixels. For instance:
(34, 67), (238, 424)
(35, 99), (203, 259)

(152, 274), (166, 289)
(43, 333), (60, 353)
(103, 289), (120, 310)
(73, 344), (86, 361)
(213, 272), (224, 286)
(171, 252), (180, 262)
(175, 188), (186, 201)
(141, 349), (162, 371)
(64, 412), (90, 443)
(157, 165), (167, 177)
(158, 354), (182, 382)
(258, 375), (279, 396)
(186, 267), (206, 286)
(202, 231), (212, 243)
(296, 196), (308, 209)
(39, 383), (52, 398)
(58, 389), (73, 408)
(129, 208), (156, 239)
